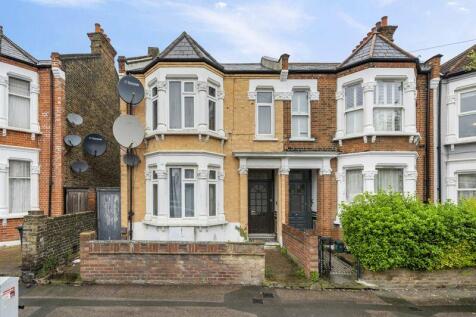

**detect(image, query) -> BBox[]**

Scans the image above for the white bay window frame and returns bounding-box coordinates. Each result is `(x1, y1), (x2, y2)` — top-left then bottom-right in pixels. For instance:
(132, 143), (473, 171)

(168, 80), (195, 130)
(373, 79), (404, 133)
(457, 173), (476, 202)
(457, 89), (476, 139)
(255, 90), (274, 139)
(291, 90), (311, 140)
(169, 166), (196, 219)
(344, 82), (363, 135)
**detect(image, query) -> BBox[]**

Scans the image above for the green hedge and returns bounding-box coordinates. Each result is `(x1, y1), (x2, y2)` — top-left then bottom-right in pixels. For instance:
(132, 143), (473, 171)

(340, 192), (476, 271)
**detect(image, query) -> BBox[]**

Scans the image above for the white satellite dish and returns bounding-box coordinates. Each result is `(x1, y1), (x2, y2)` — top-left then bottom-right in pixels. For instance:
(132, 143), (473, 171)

(112, 115), (144, 148)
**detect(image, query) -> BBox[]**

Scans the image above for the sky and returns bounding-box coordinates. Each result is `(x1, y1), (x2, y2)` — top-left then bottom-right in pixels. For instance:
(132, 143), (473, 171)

(1, 0), (476, 64)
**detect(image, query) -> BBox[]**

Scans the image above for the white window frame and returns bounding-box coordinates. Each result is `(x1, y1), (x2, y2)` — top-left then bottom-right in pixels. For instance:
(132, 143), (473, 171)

(291, 89), (311, 140)
(208, 84), (217, 131)
(457, 172), (476, 202)
(374, 167), (404, 193)
(345, 168), (363, 202)
(255, 90), (274, 139)
(151, 85), (158, 131)
(7, 76), (31, 130)
(344, 82), (364, 136)
(208, 169), (217, 217)
(168, 80), (195, 130)
(151, 169), (159, 216)
(373, 79), (404, 132)
(457, 88), (476, 139)
(8, 159), (31, 215)
(168, 166), (197, 219)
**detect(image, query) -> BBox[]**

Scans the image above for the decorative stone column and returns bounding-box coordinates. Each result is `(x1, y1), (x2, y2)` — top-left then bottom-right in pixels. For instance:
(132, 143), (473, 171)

(144, 169), (152, 221)
(197, 81), (208, 132)
(238, 159), (248, 232)
(30, 83), (40, 133)
(0, 163), (7, 216)
(335, 90), (345, 139)
(403, 81), (417, 134)
(446, 176), (457, 202)
(363, 170), (377, 193)
(30, 164), (40, 211)
(403, 170), (417, 195)
(157, 81), (168, 133)
(0, 75), (7, 127)
(446, 94), (457, 145)
(217, 90), (225, 137)
(144, 88), (152, 133)
(156, 165), (168, 223)
(197, 169), (209, 223)
(217, 171), (226, 222)
(363, 81), (376, 135)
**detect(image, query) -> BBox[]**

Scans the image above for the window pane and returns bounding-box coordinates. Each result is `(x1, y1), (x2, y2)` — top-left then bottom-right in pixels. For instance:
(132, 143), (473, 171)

(345, 85), (354, 109)
(184, 96), (194, 128)
(377, 81), (385, 104)
(291, 115), (298, 137)
(258, 105), (271, 134)
(169, 81), (182, 129)
(298, 116), (308, 136)
(461, 91), (476, 113)
(458, 190), (476, 201)
(458, 174), (476, 189)
(345, 109), (363, 134)
(459, 113), (476, 138)
(208, 86), (216, 97)
(394, 82), (402, 104)
(184, 169), (194, 179)
(9, 160), (30, 214)
(185, 183), (194, 217)
(356, 85), (363, 106)
(346, 169), (363, 201)
(9, 77), (30, 96)
(257, 91), (272, 103)
(153, 184), (158, 216)
(292, 91), (308, 113)
(208, 100), (216, 131)
(184, 82), (194, 93)
(8, 95), (30, 129)
(152, 87), (158, 97)
(152, 100), (158, 130)
(209, 170), (217, 180)
(169, 168), (182, 218)
(375, 168), (403, 193)
(374, 108), (402, 132)
(209, 184), (216, 216)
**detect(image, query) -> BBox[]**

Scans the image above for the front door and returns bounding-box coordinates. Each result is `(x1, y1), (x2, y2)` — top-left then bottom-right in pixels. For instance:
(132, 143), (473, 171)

(289, 170), (313, 230)
(248, 170), (275, 234)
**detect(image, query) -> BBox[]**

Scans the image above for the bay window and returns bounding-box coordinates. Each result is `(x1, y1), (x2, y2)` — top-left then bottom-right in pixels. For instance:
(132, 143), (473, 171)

(9, 160), (31, 214)
(375, 168), (403, 193)
(169, 80), (195, 129)
(345, 169), (363, 201)
(291, 90), (310, 138)
(344, 83), (363, 135)
(208, 169), (217, 216)
(169, 167), (196, 218)
(459, 90), (476, 138)
(152, 170), (158, 216)
(256, 90), (273, 137)
(208, 85), (216, 131)
(457, 173), (476, 201)
(374, 80), (403, 132)
(8, 77), (30, 129)
(152, 86), (158, 130)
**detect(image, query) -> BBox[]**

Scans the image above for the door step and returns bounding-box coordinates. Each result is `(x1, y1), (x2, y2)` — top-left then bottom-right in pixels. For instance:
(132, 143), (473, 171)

(249, 233), (277, 243)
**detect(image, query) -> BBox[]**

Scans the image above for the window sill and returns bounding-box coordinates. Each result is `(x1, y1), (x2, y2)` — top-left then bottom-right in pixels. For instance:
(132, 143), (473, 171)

(143, 216), (227, 227)
(289, 137), (315, 142)
(446, 137), (476, 146)
(334, 132), (420, 142)
(146, 129), (227, 141)
(0, 212), (28, 220)
(0, 126), (41, 135)
(254, 136), (278, 142)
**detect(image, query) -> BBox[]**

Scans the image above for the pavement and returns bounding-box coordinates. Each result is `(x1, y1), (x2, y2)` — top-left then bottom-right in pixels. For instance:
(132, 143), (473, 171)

(0, 245), (21, 277)
(17, 284), (476, 317)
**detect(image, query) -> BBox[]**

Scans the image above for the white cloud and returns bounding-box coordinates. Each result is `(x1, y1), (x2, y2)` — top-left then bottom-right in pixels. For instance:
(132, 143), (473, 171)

(214, 1), (227, 9)
(28, 0), (105, 7)
(337, 12), (367, 34)
(446, 0), (471, 13)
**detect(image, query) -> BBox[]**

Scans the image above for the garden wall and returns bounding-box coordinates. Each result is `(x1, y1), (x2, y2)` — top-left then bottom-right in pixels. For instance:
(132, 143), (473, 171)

(282, 224), (318, 277)
(79, 231), (265, 285)
(21, 210), (96, 280)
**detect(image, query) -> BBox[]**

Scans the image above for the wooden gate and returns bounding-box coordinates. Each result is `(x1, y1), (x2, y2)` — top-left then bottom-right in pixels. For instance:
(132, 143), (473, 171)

(97, 187), (121, 240)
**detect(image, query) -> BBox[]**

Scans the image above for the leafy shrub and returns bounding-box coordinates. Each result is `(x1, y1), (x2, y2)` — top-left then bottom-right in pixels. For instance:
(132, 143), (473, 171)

(340, 192), (476, 271)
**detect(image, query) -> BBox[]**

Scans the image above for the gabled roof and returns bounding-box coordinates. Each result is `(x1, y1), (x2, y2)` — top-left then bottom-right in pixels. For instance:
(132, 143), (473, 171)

(441, 44), (476, 77)
(0, 27), (38, 65)
(339, 32), (416, 69)
(158, 32), (221, 68)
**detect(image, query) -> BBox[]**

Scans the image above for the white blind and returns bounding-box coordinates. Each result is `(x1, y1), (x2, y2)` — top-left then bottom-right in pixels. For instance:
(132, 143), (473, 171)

(375, 168), (403, 193)
(169, 81), (182, 129)
(8, 77), (30, 129)
(374, 108), (402, 131)
(345, 109), (363, 134)
(346, 169), (363, 201)
(9, 160), (31, 214)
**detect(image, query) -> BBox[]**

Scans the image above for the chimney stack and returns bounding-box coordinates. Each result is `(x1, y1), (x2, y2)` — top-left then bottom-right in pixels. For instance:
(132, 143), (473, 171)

(118, 56), (126, 74)
(279, 53), (289, 71)
(88, 23), (117, 62)
(0, 26), (3, 37)
(376, 16), (397, 42)
(148, 47), (160, 57)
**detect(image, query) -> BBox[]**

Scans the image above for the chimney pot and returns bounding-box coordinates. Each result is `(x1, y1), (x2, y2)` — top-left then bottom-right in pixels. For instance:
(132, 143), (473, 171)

(95, 23), (101, 33)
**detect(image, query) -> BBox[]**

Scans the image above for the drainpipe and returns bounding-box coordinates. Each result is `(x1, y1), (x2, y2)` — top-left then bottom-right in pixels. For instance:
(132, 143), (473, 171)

(48, 68), (54, 217)
(437, 79), (442, 202)
(425, 72), (431, 203)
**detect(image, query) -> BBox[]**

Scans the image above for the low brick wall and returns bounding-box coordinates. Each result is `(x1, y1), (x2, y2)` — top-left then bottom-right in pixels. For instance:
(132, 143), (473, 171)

(21, 210), (96, 280)
(362, 268), (476, 289)
(80, 231), (265, 285)
(282, 224), (318, 277)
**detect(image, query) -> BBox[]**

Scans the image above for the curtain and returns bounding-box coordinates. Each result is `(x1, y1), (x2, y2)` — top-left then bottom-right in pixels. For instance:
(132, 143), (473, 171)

(8, 94), (30, 129)
(152, 184), (158, 216)
(258, 105), (271, 134)
(346, 109), (363, 134)
(9, 160), (30, 214)
(209, 184), (216, 216)
(184, 96), (194, 128)
(169, 81), (181, 129)
(346, 169), (363, 201)
(208, 100), (216, 131)
(169, 168), (181, 217)
(374, 108), (402, 132)
(184, 183), (194, 217)
(375, 168), (403, 193)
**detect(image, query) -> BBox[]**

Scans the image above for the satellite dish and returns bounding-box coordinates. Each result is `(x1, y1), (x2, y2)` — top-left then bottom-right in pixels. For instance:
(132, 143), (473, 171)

(64, 135), (81, 147)
(67, 113), (83, 126)
(83, 134), (107, 157)
(70, 160), (89, 173)
(118, 75), (144, 106)
(113, 115), (144, 148)
(123, 153), (140, 167)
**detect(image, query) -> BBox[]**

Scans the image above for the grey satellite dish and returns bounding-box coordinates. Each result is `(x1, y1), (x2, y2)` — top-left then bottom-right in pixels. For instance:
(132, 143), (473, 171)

(64, 135), (81, 147)
(67, 113), (83, 126)
(83, 133), (107, 157)
(118, 75), (144, 106)
(123, 153), (140, 167)
(113, 115), (144, 148)
(71, 160), (89, 173)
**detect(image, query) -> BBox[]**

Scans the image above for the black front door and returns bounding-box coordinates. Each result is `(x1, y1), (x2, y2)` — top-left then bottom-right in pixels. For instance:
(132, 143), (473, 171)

(248, 170), (275, 234)
(289, 170), (313, 230)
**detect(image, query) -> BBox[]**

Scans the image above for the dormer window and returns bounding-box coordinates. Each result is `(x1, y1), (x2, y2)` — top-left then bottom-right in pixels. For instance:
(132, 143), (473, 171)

(344, 82), (363, 135)
(374, 80), (403, 132)
(169, 80), (195, 129)
(208, 84), (217, 131)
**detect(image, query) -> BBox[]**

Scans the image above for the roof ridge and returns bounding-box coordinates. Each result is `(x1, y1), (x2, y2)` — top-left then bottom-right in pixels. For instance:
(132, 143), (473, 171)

(339, 33), (375, 67)
(376, 33), (416, 59)
(369, 34), (377, 57)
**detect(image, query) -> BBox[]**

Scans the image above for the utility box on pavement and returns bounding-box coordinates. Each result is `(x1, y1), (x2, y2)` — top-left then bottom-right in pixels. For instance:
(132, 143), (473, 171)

(0, 277), (19, 317)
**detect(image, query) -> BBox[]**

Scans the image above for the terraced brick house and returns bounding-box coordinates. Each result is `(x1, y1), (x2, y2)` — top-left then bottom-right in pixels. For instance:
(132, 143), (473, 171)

(438, 45), (476, 203)
(0, 24), (119, 246)
(119, 16), (439, 250)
